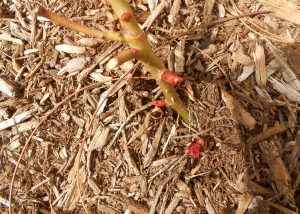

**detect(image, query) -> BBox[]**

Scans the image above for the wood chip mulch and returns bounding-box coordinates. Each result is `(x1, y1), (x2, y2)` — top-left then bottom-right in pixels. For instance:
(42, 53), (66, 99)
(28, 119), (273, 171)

(0, 0), (299, 213)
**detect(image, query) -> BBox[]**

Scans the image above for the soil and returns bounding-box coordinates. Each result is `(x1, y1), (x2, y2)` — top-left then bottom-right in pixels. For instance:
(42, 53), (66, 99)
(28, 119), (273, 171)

(0, 0), (299, 214)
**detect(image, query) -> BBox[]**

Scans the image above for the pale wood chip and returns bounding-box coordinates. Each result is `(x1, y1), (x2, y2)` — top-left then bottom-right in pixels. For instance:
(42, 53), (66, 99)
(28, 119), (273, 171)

(237, 64), (255, 83)
(88, 178), (101, 195)
(123, 143), (140, 175)
(0, 107), (9, 121)
(267, 41), (300, 91)
(11, 120), (38, 135)
(168, 0), (181, 23)
(203, 0), (216, 23)
(30, 178), (50, 192)
(142, 0), (166, 29)
(58, 57), (89, 75)
(0, 197), (10, 207)
(218, 4), (226, 18)
(63, 166), (86, 211)
(97, 72), (131, 116)
(153, 156), (177, 169)
(176, 180), (192, 198)
(165, 195), (182, 214)
(231, 51), (252, 65)
(149, 174), (176, 214)
(221, 89), (256, 130)
(236, 194), (253, 214)
(90, 71), (112, 84)
(0, 76), (18, 97)
(253, 42), (267, 86)
(26, 57), (46, 79)
(97, 204), (119, 214)
(143, 119), (165, 167)
(260, 140), (294, 204)
(194, 182), (205, 207)
(55, 44), (86, 54)
(258, 0), (300, 25)
(255, 86), (272, 100)
(24, 48), (38, 55)
(127, 112), (151, 145)
(0, 108), (36, 131)
(77, 38), (100, 47)
(87, 127), (110, 151)
(268, 77), (300, 104)
(71, 115), (85, 127)
(13, 5), (29, 29)
(78, 45), (119, 82)
(0, 32), (23, 44)
(205, 197), (216, 214)
(113, 195), (149, 214)
(244, 176), (274, 196)
(268, 201), (298, 214)
(148, 0), (159, 13)
(285, 139), (300, 174)
(174, 39), (185, 73)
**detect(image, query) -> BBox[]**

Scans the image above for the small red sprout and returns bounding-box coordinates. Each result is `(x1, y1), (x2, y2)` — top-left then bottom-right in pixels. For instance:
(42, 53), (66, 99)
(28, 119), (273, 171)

(152, 100), (167, 107)
(186, 138), (205, 158)
(121, 12), (132, 21)
(161, 70), (184, 86)
(130, 48), (139, 55)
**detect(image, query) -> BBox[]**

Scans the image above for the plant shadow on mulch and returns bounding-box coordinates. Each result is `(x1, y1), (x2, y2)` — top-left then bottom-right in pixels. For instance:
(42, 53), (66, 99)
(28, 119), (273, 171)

(1, 0), (300, 214)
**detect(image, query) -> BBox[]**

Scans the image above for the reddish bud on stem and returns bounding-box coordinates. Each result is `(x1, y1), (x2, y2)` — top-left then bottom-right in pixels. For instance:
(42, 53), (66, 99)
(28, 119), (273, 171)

(186, 138), (205, 158)
(161, 70), (184, 86)
(130, 48), (139, 55)
(121, 12), (132, 21)
(152, 100), (167, 107)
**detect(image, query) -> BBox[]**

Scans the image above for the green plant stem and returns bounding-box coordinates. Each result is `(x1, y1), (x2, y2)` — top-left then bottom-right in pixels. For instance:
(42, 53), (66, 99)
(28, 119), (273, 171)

(37, 2), (189, 119)
(107, 48), (137, 69)
(37, 7), (124, 42)
(109, 0), (189, 119)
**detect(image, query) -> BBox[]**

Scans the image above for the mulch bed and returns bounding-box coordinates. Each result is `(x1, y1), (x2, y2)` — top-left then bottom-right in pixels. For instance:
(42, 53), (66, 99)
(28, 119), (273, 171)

(0, 0), (299, 213)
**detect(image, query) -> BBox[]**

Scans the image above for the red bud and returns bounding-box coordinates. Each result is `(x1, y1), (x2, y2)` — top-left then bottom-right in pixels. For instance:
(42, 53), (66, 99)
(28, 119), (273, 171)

(121, 12), (132, 21)
(161, 70), (184, 86)
(186, 138), (205, 158)
(130, 48), (139, 55)
(152, 100), (167, 107)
